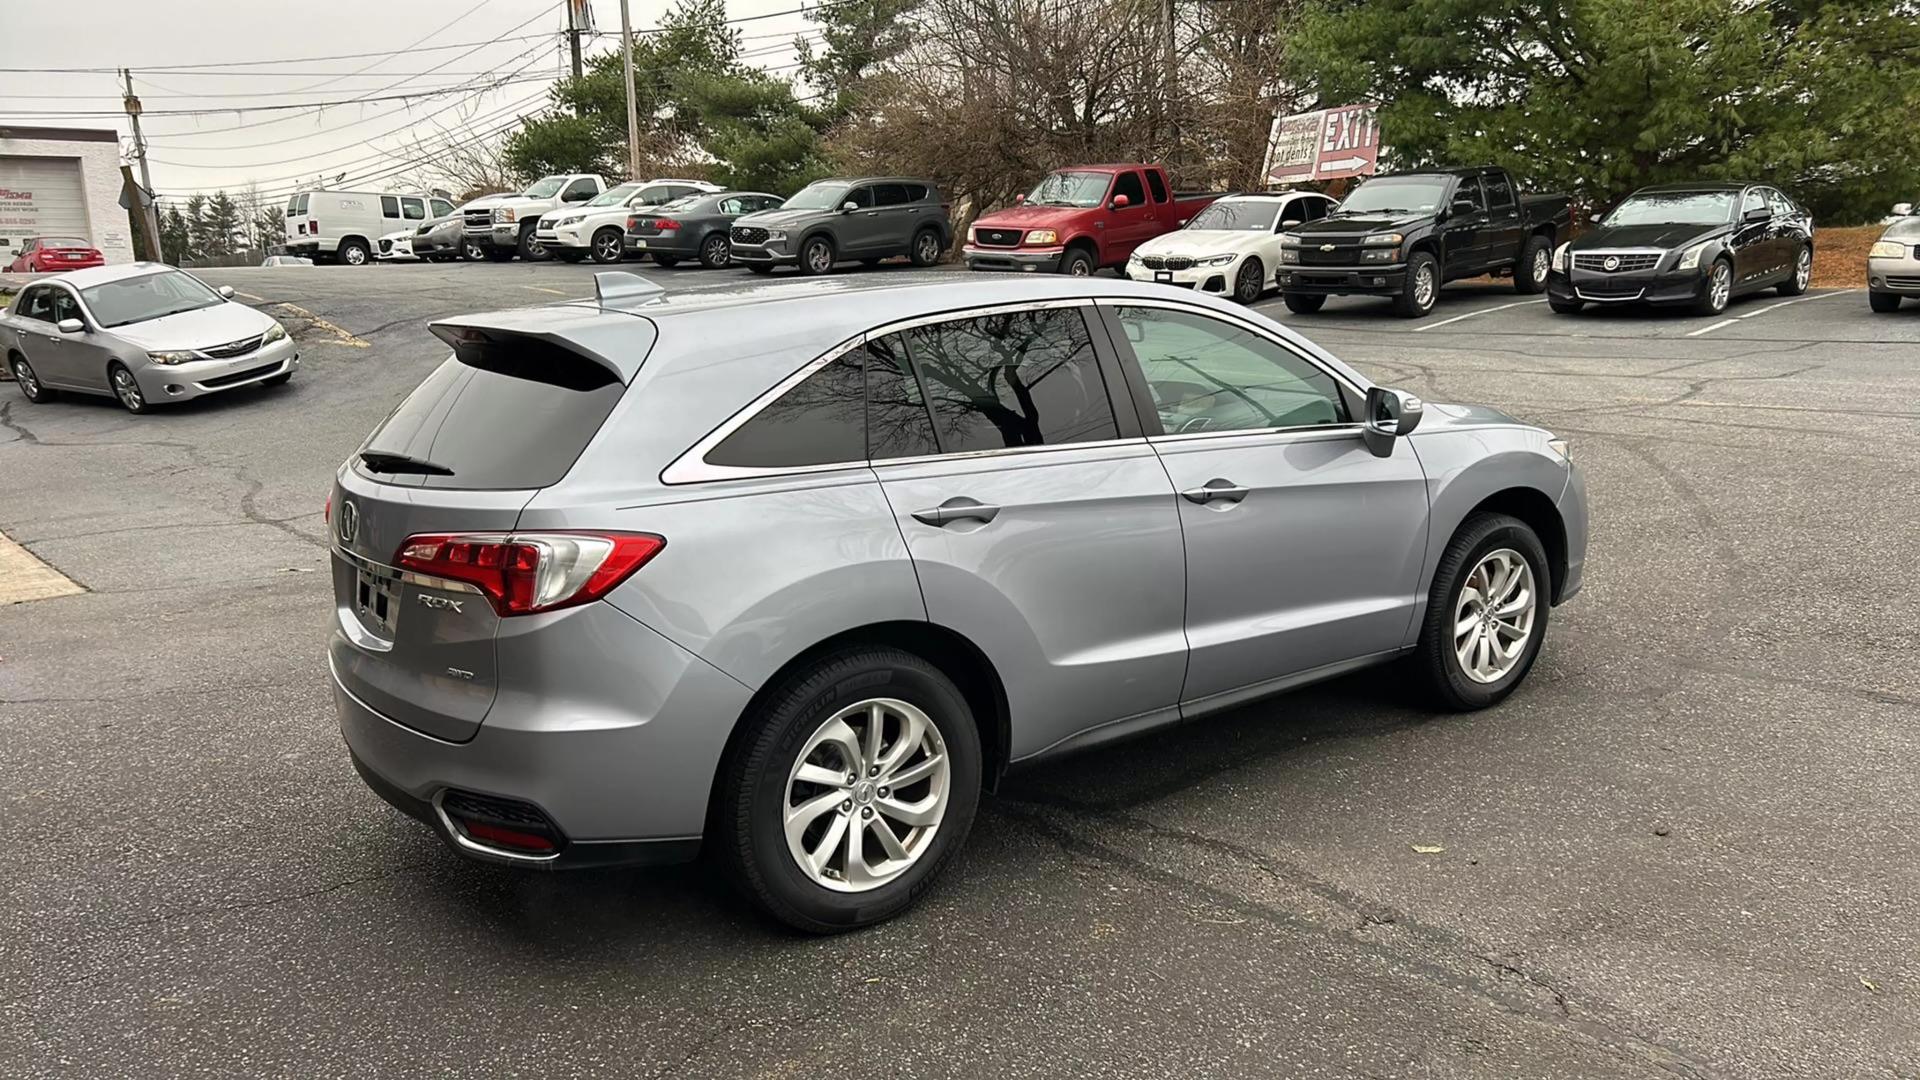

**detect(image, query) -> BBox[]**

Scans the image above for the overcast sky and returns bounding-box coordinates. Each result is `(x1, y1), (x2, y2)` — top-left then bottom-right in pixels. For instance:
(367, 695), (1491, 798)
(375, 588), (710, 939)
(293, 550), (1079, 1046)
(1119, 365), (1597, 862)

(0, 0), (815, 202)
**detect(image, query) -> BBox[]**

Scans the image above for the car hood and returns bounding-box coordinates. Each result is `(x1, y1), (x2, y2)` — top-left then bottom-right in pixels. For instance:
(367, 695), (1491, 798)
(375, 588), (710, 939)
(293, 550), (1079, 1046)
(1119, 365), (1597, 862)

(1570, 223), (1727, 252)
(734, 207), (828, 228)
(1136, 230), (1268, 257)
(974, 204), (1099, 228)
(458, 192), (520, 211)
(109, 302), (278, 350)
(1410, 401), (1529, 436)
(1292, 212), (1430, 237)
(1880, 217), (1920, 242)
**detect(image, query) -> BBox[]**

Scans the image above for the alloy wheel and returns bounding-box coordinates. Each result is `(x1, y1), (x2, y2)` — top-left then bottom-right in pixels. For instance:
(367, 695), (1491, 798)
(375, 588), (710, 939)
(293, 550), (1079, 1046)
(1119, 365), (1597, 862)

(13, 359), (38, 398)
(111, 367), (144, 411)
(806, 240), (833, 274)
(1795, 248), (1811, 290)
(1453, 548), (1536, 684)
(1414, 264), (1436, 310)
(783, 697), (951, 892)
(703, 236), (730, 267)
(594, 231), (623, 262)
(1709, 262), (1731, 311)
(1531, 247), (1550, 285)
(915, 231), (940, 264)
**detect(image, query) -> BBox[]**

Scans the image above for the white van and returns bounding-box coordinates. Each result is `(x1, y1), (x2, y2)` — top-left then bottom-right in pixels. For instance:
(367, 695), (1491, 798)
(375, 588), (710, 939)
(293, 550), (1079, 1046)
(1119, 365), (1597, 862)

(284, 190), (456, 266)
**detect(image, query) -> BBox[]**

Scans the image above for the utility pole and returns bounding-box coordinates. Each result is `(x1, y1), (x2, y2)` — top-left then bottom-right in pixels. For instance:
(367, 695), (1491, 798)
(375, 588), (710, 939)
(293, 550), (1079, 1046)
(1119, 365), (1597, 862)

(1163, 0), (1179, 171)
(121, 69), (163, 262)
(564, 0), (585, 82)
(619, 0), (641, 180)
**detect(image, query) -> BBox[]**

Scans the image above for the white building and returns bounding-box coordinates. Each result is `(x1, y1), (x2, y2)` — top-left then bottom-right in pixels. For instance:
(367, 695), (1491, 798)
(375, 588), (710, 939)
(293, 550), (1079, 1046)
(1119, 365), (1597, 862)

(0, 125), (136, 265)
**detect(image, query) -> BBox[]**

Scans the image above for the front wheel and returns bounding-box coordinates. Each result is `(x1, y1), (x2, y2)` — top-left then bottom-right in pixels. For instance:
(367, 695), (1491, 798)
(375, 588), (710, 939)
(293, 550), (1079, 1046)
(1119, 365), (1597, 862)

(461, 239), (487, 262)
(1412, 513), (1551, 710)
(1059, 248), (1095, 276)
(1869, 290), (1902, 313)
(1232, 258), (1265, 304)
(715, 648), (982, 933)
(1394, 252), (1439, 317)
(1548, 298), (1583, 315)
(1515, 235), (1551, 294)
(1693, 258), (1732, 316)
(798, 236), (835, 276)
(108, 362), (148, 415)
(10, 355), (57, 402)
(516, 225), (548, 262)
(910, 228), (944, 267)
(1281, 292), (1327, 314)
(591, 228), (625, 264)
(1778, 244), (1811, 296)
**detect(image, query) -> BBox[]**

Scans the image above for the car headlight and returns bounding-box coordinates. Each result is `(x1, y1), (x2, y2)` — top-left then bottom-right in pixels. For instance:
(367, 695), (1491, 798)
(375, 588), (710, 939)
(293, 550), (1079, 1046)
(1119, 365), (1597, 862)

(1026, 229), (1059, 245)
(147, 350), (197, 365)
(1676, 241), (1711, 270)
(1547, 437), (1572, 461)
(1363, 233), (1403, 246)
(763, 229), (787, 242)
(263, 323), (287, 343)
(1127, 251), (1144, 263)
(1279, 233), (1302, 247)
(1195, 253), (1237, 266)
(1869, 240), (1907, 258)
(494, 207), (515, 223)
(1551, 242), (1570, 272)
(1360, 247), (1399, 263)
(561, 216), (583, 227)
(1280, 248), (1301, 264)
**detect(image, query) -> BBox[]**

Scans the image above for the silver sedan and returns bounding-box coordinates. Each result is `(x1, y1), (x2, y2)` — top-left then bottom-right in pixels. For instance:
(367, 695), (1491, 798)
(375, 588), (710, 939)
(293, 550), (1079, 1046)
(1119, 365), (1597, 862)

(2, 263), (298, 414)
(1868, 212), (1920, 313)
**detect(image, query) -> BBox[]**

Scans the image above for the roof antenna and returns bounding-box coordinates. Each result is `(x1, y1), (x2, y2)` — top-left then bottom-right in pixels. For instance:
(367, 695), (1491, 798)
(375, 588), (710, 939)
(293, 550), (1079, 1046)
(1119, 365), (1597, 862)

(593, 270), (664, 306)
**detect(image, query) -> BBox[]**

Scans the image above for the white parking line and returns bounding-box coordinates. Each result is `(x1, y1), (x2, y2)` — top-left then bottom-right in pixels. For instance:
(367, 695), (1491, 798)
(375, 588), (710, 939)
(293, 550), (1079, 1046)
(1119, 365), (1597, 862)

(1411, 298), (1547, 332)
(1685, 319), (1737, 337)
(1688, 288), (1859, 335)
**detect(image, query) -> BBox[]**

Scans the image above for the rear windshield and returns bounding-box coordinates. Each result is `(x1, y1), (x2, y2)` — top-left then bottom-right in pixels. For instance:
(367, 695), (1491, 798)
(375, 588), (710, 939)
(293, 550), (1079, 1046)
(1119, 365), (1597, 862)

(41, 236), (89, 248)
(359, 342), (627, 489)
(286, 194), (309, 215)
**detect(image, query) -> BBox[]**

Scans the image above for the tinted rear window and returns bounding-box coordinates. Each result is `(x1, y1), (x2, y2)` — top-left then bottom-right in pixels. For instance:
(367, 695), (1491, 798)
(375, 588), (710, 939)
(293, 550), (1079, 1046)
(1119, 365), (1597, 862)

(707, 353), (865, 468)
(360, 343), (625, 489)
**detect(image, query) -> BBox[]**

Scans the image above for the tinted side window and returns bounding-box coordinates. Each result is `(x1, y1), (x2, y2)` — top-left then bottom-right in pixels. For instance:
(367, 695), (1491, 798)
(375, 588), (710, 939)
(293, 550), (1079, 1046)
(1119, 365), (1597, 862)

(402, 197), (426, 220)
(1483, 172), (1515, 209)
(1146, 169), (1169, 203)
(380, 196), (401, 218)
(874, 183), (910, 207)
(846, 186), (875, 210)
(719, 197), (744, 215)
(865, 334), (938, 460)
(432, 199), (455, 217)
(1112, 171), (1147, 207)
(1454, 177), (1486, 212)
(17, 287), (53, 322)
(903, 184), (929, 202)
(563, 178), (598, 201)
(1114, 306), (1348, 433)
(1302, 196), (1331, 221)
(903, 308), (1117, 452)
(1278, 199), (1309, 228)
(707, 354), (865, 468)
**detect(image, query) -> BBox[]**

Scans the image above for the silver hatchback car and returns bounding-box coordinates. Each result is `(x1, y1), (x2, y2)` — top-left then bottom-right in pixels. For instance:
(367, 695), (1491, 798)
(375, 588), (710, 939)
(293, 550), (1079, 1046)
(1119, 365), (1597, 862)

(332, 273), (1587, 932)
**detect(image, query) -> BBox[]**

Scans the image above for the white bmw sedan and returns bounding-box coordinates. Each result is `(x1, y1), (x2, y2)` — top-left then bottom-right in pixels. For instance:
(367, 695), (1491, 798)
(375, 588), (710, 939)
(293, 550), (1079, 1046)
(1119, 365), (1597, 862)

(1127, 191), (1337, 303)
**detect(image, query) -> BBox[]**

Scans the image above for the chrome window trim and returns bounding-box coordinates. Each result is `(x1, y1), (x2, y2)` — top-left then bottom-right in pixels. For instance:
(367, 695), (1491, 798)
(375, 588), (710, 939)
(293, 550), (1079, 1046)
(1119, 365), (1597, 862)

(660, 298), (1114, 486)
(1148, 423), (1365, 447)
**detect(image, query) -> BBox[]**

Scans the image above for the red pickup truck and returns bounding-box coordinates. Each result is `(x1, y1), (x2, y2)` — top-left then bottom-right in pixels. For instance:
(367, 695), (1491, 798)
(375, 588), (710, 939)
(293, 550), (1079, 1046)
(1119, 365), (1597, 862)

(964, 164), (1226, 275)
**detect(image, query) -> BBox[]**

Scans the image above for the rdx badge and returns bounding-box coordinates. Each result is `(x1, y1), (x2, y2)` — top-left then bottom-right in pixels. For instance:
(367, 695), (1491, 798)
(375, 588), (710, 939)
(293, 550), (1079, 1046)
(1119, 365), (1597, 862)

(417, 594), (465, 613)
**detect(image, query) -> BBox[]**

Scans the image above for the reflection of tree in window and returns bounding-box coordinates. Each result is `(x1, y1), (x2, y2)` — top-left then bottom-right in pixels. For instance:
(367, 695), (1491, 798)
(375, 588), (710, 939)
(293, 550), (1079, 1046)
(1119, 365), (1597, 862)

(1117, 307), (1346, 433)
(904, 310), (1118, 452)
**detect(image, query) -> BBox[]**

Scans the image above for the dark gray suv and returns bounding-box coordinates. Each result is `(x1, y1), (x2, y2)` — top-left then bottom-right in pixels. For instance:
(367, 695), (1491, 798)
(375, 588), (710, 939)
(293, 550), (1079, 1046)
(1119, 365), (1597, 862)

(730, 177), (950, 275)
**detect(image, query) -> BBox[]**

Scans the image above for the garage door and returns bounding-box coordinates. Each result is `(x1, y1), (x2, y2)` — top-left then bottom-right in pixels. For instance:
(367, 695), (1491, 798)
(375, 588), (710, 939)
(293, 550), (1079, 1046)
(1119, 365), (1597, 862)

(0, 155), (88, 261)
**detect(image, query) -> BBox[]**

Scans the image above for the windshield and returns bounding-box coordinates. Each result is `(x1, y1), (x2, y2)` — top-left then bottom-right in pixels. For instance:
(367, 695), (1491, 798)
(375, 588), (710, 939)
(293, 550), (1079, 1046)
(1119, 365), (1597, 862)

(587, 183), (640, 208)
(782, 182), (851, 211)
(81, 270), (224, 328)
(1605, 191), (1737, 227)
(1185, 201), (1280, 231)
(524, 176), (567, 199)
(1025, 171), (1111, 208)
(1336, 177), (1450, 216)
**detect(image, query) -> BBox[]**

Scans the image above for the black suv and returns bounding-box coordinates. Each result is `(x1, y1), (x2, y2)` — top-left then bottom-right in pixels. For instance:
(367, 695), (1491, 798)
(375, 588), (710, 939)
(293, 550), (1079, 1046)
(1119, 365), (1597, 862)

(1278, 166), (1572, 317)
(1548, 182), (1814, 317)
(730, 177), (951, 275)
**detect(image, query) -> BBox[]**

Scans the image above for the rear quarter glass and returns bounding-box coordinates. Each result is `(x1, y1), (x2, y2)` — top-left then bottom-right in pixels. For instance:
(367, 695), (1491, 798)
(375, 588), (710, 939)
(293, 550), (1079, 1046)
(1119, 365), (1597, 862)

(360, 342), (626, 490)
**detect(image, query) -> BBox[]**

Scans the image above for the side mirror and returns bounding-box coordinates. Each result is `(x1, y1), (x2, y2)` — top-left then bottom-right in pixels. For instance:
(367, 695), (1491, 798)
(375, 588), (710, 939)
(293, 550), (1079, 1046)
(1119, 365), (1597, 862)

(1014, 193), (1026, 205)
(1362, 386), (1424, 458)
(1110, 194), (1131, 210)
(218, 285), (235, 299)
(1893, 202), (1914, 217)
(1451, 198), (1478, 217)
(1588, 211), (1604, 225)
(56, 318), (85, 334)
(1743, 205), (1772, 223)
(842, 201), (859, 213)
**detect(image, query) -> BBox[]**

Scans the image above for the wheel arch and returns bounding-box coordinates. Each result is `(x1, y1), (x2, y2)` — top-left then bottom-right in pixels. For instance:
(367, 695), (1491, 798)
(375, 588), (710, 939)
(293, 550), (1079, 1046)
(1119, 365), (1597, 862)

(1462, 486), (1569, 605)
(1406, 237), (1442, 262)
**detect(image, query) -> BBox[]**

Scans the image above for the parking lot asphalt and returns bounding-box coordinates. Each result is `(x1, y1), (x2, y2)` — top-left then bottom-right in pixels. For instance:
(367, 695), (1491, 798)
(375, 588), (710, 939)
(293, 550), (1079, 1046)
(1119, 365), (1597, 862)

(5, 259), (1918, 1079)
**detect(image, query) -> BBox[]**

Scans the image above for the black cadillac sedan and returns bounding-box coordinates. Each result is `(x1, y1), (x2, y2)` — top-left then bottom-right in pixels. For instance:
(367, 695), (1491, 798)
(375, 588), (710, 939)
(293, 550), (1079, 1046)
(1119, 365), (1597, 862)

(1548, 182), (1813, 317)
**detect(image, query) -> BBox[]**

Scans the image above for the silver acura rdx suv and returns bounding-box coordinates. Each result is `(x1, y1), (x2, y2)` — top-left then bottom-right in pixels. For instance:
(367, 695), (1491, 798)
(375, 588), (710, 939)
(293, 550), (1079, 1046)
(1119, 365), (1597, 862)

(330, 272), (1587, 932)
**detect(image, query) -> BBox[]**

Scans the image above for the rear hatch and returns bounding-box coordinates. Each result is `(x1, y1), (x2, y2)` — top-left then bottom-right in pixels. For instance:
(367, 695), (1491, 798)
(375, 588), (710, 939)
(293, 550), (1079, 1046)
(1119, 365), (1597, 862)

(285, 193), (310, 242)
(329, 325), (635, 742)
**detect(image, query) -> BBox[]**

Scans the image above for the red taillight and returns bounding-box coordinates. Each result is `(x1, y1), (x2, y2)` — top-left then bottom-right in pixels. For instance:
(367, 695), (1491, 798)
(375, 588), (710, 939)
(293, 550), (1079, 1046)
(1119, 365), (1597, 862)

(652, 217), (680, 230)
(393, 531), (664, 616)
(626, 216), (642, 230)
(308, 219), (319, 234)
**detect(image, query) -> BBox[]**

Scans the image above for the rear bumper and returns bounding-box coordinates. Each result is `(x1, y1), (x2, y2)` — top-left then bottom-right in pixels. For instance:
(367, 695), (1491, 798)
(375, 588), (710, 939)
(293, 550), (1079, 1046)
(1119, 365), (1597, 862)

(1548, 267), (1708, 306)
(1276, 265), (1407, 295)
(627, 230), (692, 255)
(964, 246), (1063, 272)
(332, 601), (752, 864)
(285, 241), (327, 257)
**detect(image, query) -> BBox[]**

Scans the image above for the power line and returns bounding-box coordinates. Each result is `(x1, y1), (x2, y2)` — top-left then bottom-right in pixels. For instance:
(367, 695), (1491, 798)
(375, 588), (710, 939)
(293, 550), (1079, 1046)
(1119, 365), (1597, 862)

(0, 32), (559, 74)
(0, 76), (557, 118)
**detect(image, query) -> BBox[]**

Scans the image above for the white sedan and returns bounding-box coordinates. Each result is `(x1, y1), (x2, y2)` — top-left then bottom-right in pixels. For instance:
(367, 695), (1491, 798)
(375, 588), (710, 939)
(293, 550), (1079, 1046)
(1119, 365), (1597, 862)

(375, 230), (418, 261)
(1125, 191), (1338, 303)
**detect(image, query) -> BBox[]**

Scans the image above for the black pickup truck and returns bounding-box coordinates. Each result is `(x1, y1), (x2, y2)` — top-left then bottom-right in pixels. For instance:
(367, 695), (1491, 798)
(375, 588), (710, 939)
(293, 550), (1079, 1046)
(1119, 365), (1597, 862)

(1277, 166), (1572, 317)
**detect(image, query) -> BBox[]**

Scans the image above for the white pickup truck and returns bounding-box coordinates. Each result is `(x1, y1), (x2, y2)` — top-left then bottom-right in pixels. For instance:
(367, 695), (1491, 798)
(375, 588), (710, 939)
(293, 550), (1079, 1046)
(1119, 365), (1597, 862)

(458, 174), (606, 261)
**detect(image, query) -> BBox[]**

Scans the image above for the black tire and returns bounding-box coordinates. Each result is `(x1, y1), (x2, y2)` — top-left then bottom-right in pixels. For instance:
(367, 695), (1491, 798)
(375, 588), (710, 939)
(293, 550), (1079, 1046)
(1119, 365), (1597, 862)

(462, 239), (487, 262)
(1692, 257), (1732, 316)
(336, 238), (371, 267)
(910, 227), (944, 267)
(1281, 292), (1327, 314)
(516, 224), (548, 262)
(107, 362), (148, 415)
(652, 254), (680, 268)
(1394, 251), (1439, 317)
(262, 371), (292, 388)
(715, 647), (983, 933)
(798, 235), (835, 276)
(9, 354), (56, 402)
(555, 250), (585, 264)
(1411, 513), (1552, 711)
(1232, 257), (1265, 304)
(699, 234), (731, 269)
(747, 264), (775, 275)
(1548, 298), (1583, 315)
(485, 247), (514, 263)
(1514, 234), (1552, 294)
(1777, 244), (1811, 296)
(1059, 247), (1095, 277)
(1869, 290), (1902, 313)
(590, 228), (625, 265)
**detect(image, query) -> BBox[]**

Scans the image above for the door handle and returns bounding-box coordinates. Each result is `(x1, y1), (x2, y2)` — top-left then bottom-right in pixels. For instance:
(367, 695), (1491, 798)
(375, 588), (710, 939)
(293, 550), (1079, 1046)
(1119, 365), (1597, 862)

(911, 497), (1001, 526)
(1180, 479), (1249, 505)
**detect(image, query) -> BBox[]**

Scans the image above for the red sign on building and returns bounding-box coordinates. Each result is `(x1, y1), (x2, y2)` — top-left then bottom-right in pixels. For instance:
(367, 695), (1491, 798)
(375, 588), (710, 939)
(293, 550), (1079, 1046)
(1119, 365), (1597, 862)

(1266, 103), (1381, 186)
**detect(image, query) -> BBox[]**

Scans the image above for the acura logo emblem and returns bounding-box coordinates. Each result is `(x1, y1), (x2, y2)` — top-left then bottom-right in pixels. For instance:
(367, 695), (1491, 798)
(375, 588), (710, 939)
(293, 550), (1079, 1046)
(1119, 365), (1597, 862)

(336, 499), (359, 544)
(1602, 255), (1621, 271)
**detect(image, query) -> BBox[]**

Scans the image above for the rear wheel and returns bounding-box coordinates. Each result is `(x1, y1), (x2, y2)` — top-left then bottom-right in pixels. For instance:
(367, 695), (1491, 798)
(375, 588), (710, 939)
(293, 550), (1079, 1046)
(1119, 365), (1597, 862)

(1869, 290), (1902, 313)
(910, 227), (944, 267)
(337, 238), (371, 267)
(799, 236), (835, 276)
(591, 228), (625, 264)
(1692, 258), (1732, 316)
(1548, 298), (1583, 315)
(716, 647), (982, 933)
(108, 362), (148, 415)
(1232, 258), (1265, 304)
(1394, 252), (1439, 317)
(1281, 292), (1327, 314)
(699, 234), (731, 269)
(1060, 247), (1095, 276)
(1778, 244), (1811, 296)
(1412, 513), (1551, 711)
(10, 355), (56, 402)
(1515, 235), (1551, 294)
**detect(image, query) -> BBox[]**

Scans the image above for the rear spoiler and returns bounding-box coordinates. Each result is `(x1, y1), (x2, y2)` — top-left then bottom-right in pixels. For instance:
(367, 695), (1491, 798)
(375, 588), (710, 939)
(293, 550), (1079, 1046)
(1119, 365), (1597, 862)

(428, 274), (662, 385)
